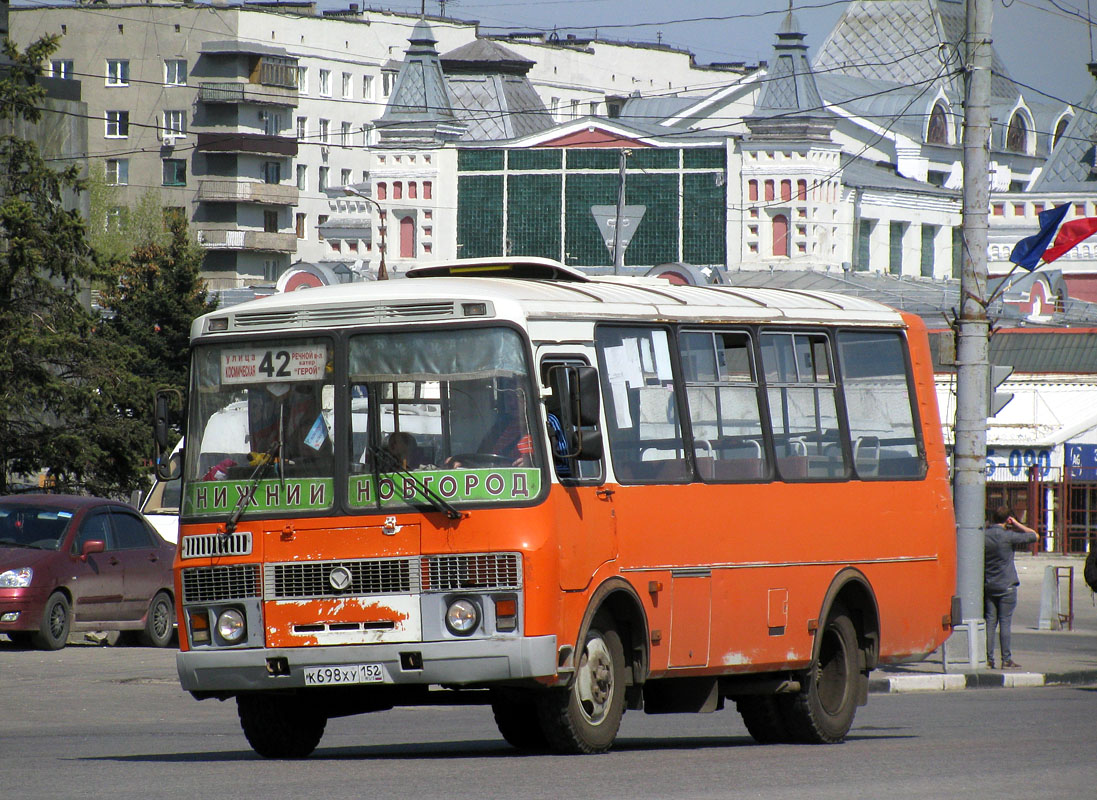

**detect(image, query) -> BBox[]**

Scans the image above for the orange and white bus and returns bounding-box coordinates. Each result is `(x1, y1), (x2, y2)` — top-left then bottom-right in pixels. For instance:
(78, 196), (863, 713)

(161, 258), (956, 758)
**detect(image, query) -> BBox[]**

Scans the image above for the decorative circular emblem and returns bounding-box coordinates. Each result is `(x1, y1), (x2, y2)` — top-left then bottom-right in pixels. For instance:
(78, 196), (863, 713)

(328, 566), (353, 591)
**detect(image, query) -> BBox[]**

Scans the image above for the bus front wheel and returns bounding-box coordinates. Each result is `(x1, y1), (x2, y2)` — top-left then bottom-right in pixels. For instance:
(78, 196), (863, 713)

(491, 688), (550, 751)
(781, 608), (861, 744)
(537, 618), (626, 754)
(237, 693), (327, 759)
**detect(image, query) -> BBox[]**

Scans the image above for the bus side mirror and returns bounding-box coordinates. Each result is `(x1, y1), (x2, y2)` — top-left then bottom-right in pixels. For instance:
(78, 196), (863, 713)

(154, 389), (184, 481)
(547, 365), (603, 462)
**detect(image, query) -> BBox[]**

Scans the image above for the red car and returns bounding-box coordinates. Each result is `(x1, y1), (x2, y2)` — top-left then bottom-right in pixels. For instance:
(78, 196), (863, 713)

(0, 494), (176, 650)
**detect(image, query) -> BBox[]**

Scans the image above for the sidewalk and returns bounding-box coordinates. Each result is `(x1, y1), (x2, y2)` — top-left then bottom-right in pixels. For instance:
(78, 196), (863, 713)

(870, 553), (1097, 693)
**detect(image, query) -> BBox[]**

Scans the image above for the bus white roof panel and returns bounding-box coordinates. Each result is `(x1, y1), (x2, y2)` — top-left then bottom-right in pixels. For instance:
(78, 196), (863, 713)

(193, 275), (904, 338)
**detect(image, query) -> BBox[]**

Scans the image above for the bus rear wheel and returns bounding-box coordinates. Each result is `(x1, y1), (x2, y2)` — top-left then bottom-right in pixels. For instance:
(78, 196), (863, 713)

(237, 693), (327, 759)
(781, 608), (861, 744)
(491, 688), (550, 751)
(537, 619), (626, 754)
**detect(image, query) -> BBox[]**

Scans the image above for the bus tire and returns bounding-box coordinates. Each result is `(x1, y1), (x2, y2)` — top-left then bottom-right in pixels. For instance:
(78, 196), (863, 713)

(781, 608), (860, 744)
(237, 693), (326, 759)
(735, 695), (792, 744)
(31, 592), (70, 651)
(491, 689), (550, 751)
(537, 618), (626, 754)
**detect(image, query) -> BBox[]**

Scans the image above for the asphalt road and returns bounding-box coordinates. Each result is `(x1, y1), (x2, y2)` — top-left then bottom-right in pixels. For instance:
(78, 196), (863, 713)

(0, 641), (1093, 800)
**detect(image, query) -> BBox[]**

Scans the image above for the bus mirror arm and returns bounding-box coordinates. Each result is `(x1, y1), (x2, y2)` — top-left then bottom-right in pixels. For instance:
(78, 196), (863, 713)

(153, 388), (184, 482)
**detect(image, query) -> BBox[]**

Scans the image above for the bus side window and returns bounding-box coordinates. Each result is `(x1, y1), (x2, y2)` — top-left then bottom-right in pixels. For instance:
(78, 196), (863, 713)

(595, 327), (689, 484)
(760, 332), (849, 481)
(679, 330), (769, 482)
(836, 330), (925, 479)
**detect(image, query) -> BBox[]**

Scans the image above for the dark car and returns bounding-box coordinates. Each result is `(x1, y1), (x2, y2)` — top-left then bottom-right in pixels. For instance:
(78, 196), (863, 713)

(0, 494), (176, 650)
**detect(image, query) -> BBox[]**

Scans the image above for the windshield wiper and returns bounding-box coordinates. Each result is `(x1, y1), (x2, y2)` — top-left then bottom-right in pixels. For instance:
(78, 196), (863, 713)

(368, 444), (463, 521)
(223, 406), (283, 535)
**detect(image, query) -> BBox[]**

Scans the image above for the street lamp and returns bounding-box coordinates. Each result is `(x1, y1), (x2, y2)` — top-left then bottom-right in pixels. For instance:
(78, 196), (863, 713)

(343, 185), (387, 280)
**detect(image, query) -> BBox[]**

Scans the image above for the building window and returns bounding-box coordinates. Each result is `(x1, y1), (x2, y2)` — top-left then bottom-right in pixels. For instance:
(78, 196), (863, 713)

(423, 181), (432, 200)
(263, 161), (281, 184)
(341, 121), (352, 146)
(106, 158), (129, 186)
(164, 59), (187, 86)
(296, 164), (307, 191)
(347, 240), (358, 253)
(264, 210), (279, 233)
(1006, 112), (1028, 153)
(50, 60), (73, 80)
(409, 182), (417, 199)
(340, 168), (352, 185)
(772, 214), (789, 257)
(342, 72), (352, 99)
(298, 66), (309, 94)
(318, 166), (329, 192)
(319, 68), (331, 97)
(296, 213), (307, 239)
(570, 99), (580, 118)
(106, 59), (129, 86)
(107, 206), (125, 232)
(920, 224), (937, 277)
(393, 182), (403, 200)
(318, 214), (328, 240)
(748, 180), (758, 202)
(382, 71), (395, 97)
(377, 182), (387, 200)
(399, 215), (416, 258)
(319, 119), (330, 144)
(797, 179), (807, 201)
(362, 74), (374, 100)
(1053, 116), (1070, 150)
(163, 110), (186, 138)
(162, 159), (186, 186)
(296, 116), (307, 141)
(105, 110), (129, 138)
(927, 103), (949, 144)
(764, 180), (775, 202)
(780, 179), (792, 202)
(889, 221), (906, 274)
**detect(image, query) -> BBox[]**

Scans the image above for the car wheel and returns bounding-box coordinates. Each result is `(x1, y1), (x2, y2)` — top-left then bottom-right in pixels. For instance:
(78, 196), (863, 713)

(31, 592), (70, 651)
(139, 591), (175, 648)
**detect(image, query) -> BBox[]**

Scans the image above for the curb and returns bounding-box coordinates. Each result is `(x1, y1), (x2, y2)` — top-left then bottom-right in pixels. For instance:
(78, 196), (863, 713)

(869, 669), (1097, 693)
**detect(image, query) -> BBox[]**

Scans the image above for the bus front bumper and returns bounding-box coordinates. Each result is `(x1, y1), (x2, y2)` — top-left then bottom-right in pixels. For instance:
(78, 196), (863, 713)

(177, 635), (558, 694)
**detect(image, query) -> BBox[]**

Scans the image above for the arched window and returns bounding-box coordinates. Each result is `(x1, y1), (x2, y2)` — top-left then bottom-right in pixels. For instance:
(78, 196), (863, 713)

(376, 182), (387, 200)
(780, 180), (792, 202)
(772, 214), (789, 257)
(399, 215), (415, 258)
(1053, 116), (1071, 149)
(748, 180), (759, 202)
(1006, 112), (1028, 153)
(764, 180), (775, 202)
(927, 103), (949, 144)
(797, 179), (807, 201)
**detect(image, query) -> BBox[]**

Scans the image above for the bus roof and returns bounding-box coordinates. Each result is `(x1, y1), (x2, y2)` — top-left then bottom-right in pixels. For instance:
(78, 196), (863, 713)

(194, 263), (905, 339)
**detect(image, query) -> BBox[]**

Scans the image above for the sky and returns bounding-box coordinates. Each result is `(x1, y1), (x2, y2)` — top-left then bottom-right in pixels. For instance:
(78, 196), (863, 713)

(365, 0), (1097, 108)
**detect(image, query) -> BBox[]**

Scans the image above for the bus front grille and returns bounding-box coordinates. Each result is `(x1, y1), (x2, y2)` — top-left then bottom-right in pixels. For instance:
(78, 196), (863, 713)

(181, 531), (253, 559)
(181, 564), (261, 603)
(265, 558), (418, 600)
(421, 553), (522, 592)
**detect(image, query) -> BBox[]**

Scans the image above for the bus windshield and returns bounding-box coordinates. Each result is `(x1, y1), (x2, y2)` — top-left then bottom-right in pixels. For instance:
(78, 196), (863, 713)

(182, 327), (543, 518)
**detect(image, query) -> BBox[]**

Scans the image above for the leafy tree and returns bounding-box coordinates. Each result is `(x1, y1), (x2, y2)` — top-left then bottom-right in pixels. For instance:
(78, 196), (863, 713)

(0, 36), (147, 495)
(86, 163), (173, 266)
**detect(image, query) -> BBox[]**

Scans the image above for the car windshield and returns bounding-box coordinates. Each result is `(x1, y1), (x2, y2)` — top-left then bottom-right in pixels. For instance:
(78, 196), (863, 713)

(347, 326), (542, 513)
(0, 505), (74, 549)
(182, 328), (543, 518)
(184, 338), (336, 517)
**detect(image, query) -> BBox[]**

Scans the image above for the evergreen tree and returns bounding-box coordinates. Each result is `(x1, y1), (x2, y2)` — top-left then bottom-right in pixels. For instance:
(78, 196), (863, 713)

(0, 36), (145, 495)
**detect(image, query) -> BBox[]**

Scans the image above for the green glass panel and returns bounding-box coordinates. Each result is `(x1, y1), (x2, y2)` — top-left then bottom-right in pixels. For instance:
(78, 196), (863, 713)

(507, 174), (562, 258)
(458, 149), (504, 172)
(684, 148), (727, 169)
(567, 149), (619, 171)
(457, 174), (504, 258)
(623, 173), (678, 265)
(630, 149), (678, 170)
(564, 173), (617, 266)
(509, 149), (562, 170)
(683, 172), (726, 265)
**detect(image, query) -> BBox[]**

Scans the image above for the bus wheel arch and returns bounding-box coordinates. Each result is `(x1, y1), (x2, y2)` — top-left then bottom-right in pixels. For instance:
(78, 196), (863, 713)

(572, 577), (650, 693)
(780, 570), (879, 744)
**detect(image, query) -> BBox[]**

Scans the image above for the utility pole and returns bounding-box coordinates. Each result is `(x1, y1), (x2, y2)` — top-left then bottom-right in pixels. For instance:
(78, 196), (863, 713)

(612, 149), (629, 274)
(951, 0), (993, 669)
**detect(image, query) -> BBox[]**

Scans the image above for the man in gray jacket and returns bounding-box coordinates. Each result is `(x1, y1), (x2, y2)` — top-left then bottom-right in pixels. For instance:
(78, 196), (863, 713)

(984, 506), (1038, 669)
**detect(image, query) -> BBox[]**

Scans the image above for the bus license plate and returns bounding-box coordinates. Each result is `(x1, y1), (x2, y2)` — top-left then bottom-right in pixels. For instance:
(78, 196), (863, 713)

(303, 663), (385, 686)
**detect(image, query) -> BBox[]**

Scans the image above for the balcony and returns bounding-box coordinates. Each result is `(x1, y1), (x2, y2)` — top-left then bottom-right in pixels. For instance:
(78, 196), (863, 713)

(196, 132), (298, 157)
(196, 180), (298, 205)
(196, 229), (297, 253)
(199, 81), (298, 107)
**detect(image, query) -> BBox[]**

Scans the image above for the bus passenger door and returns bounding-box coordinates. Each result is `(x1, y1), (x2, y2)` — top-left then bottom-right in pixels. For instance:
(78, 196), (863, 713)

(540, 353), (617, 591)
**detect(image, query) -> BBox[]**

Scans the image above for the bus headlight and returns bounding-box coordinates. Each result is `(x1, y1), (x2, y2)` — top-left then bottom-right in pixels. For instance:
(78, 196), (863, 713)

(217, 608), (246, 643)
(445, 598), (479, 636)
